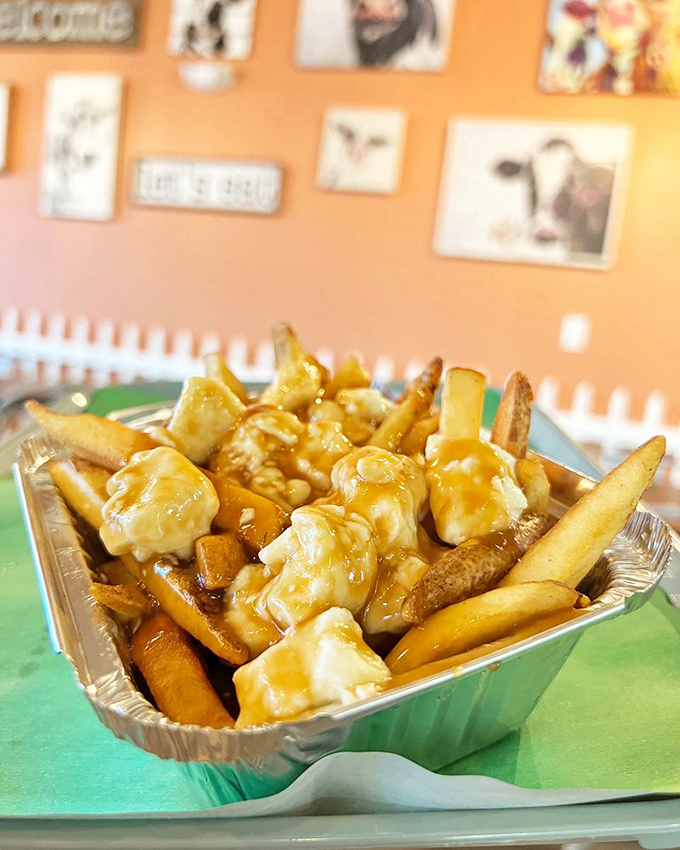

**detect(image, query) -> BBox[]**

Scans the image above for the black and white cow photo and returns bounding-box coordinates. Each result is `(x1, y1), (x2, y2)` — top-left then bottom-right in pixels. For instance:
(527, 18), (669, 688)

(433, 119), (631, 269)
(297, 0), (455, 71)
(41, 73), (122, 222)
(168, 0), (257, 59)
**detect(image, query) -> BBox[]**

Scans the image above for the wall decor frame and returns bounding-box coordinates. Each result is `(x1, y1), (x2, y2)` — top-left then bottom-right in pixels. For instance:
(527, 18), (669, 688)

(168, 0), (257, 59)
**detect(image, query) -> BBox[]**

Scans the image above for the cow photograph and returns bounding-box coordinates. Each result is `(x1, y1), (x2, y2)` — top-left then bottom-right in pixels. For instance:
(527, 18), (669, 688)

(168, 0), (258, 59)
(41, 74), (122, 222)
(433, 119), (632, 270)
(317, 107), (407, 194)
(540, 0), (680, 96)
(296, 0), (455, 72)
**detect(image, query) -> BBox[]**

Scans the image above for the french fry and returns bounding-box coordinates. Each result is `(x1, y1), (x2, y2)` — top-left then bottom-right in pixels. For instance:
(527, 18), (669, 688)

(206, 471), (289, 550)
(90, 582), (154, 618)
(398, 357), (443, 403)
(368, 360), (440, 452)
(167, 377), (245, 465)
(272, 322), (306, 366)
(47, 458), (111, 529)
(400, 415), (439, 456)
(27, 401), (158, 471)
(386, 580), (581, 674)
(132, 612), (235, 728)
(204, 352), (249, 405)
(196, 533), (247, 591)
(515, 458), (551, 513)
(490, 371), (533, 458)
(323, 355), (371, 399)
(501, 436), (666, 588)
(141, 558), (249, 665)
(101, 558), (139, 587)
(438, 368), (486, 441)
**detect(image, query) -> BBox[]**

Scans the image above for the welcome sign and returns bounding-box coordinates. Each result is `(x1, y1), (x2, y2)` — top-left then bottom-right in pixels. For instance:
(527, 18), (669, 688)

(0, 0), (142, 47)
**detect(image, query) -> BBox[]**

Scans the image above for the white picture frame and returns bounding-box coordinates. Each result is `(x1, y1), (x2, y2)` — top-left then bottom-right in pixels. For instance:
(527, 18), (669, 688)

(297, 0), (456, 72)
(133, 158), (282, 214)
(41, 73), (123, 222)
(168, 0), (258, 59)
(0, 83), (9, 171)
(433, 118), (632, 271)
(317, 107), (407, 195)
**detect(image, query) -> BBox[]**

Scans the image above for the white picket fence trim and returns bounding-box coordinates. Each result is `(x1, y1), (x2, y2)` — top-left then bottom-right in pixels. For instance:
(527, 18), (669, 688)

(1, 306), (679, 482)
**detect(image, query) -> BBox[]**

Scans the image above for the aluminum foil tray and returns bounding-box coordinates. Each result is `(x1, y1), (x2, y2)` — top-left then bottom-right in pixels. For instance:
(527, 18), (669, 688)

(14, 402), (674, 806)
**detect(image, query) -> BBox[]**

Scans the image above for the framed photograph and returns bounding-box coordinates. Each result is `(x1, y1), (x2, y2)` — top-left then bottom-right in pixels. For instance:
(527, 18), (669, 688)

(0, 84), (8, 171)
(317, 108), (407, 194)
(133, 158), (282, 214)
(433, 119), (632, 270)
(168, 0), (258, 58)
(296, 0), (456, 71)
(540, 0), (680, 96)
(41, 73), (123, 222)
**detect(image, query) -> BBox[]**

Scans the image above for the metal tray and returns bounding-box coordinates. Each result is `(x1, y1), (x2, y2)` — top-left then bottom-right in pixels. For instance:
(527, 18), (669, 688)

(14, 402), (674, 806)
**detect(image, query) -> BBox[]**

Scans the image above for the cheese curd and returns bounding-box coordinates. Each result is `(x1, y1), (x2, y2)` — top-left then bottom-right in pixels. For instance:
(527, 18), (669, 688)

(257, 504), (378, 631)
(167, 376), (241, 465)
(224, 564), (283, 658)
(259, 357), (325, 411)
(425, 436), (528, 546)
(233, 607), (391, 728)
(100, 447), (219, 562)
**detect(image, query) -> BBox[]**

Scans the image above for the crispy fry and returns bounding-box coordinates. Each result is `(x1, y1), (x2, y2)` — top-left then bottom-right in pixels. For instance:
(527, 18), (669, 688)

(206, 471), (289, 550)
(91, 582), (154, 617)
(387, 580), (581, 674)
(490, 371), (533, 458)
(398, 357), (443, 403)
(47, 458), (111, 529)
(132, 612), (235, 728)
(515, 458), (551, 513)
(323, 355), (371, 399)
(101, 558), (139, 587)
(141, 558), (249, 665)
(368, 361), (440, 452)
(438, 368), (486, 441)
(27, 401), (158, 471)
(502, 436), (666, 588)
(196, 533), (247, 591)
(204, 352), (249, 404)
(400, 415), (439, 456)
(167, 377), (245, 465)
(272, 322), (306, 366)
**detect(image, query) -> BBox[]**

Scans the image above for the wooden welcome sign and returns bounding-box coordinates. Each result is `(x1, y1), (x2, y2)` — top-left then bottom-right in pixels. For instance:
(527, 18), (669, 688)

(0, 0), (142, 47)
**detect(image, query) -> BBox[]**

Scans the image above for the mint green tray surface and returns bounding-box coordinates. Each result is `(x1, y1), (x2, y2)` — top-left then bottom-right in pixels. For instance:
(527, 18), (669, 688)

(2, 385), (679, 817)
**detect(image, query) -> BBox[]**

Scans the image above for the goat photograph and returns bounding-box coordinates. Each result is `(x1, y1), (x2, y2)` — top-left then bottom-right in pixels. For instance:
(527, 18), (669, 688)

(297, 0), (455, 71)
(41, 73), (122, 222)
(433, 119), (632, 270)
(168, 0), (258, 59)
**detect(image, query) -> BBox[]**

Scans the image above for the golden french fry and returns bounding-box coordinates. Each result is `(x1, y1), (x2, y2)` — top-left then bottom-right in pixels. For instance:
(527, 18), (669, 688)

(204, 352), (249, 405)
(27, 401), (158, 471)
(167, 377), (245, 465)
(141, 558), (249, 665)
(438, 368), (486, 441)
(196, 533), (247, 591)
(205, 471), (289, 550)
(515, 458), (551, 513)
(398, 357), (443, 403)
(400, 415), (440, 456)
(386, 580), (581, 674)
(91, 582), (154, 618)
(368, 361), (440, 452)
(490, 371), (533, 459)
(47, 458), (111, 529)
(101, 558), (139, 587)
(132, 612), (235, 728)
(272, 322), (306, 366)
(502, 436), (666, 588)
(323, 355), (371, 399)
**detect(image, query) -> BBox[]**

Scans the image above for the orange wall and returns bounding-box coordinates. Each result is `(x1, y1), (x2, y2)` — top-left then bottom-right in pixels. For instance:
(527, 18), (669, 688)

(1, 0), (678, 419)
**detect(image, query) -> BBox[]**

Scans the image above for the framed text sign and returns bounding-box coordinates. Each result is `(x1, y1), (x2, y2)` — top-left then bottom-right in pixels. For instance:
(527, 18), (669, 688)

(0, 0), (142, 48)
(133, 158), (283, 215)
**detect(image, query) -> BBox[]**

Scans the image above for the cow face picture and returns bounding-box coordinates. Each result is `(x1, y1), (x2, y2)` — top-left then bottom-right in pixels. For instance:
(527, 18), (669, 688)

(317, 108), (407, 194)
(540, 0), (680, 95)
(41, 74), (122, 222)
(168, 0), (257, 59)
(433, 119), (632, 270)
(297, 0), (455, 71)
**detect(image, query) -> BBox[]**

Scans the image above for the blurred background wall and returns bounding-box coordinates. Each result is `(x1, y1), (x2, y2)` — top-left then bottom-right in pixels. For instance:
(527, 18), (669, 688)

(0, 0), (677, 419)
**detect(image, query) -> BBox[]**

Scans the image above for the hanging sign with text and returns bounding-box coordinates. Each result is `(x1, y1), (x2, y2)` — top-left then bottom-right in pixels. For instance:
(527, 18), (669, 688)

(133, 158), (283, 216)
(0, 1), (142, 48)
